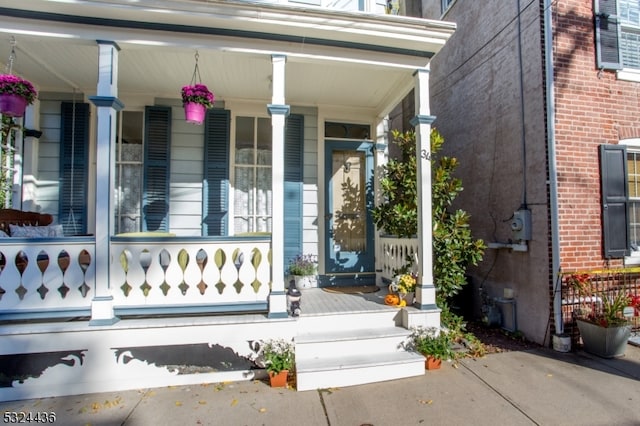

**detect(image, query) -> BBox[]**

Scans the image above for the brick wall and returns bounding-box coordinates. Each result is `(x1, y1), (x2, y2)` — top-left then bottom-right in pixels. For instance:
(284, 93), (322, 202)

(554, 0), (640, 271)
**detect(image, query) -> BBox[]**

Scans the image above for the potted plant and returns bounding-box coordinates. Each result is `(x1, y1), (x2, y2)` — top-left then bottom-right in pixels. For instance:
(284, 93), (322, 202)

(568, 273), (632, 358)
(406, 326), (456, 370)
(288, 254), (317, 290)
(0, 74), (37, 118)
(260, 338), (295, 387)
(390, 272), (417, 305)
(180, 83), (214, 125)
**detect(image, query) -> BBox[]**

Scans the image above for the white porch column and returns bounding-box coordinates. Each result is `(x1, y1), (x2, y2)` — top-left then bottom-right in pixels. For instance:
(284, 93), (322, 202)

(374, 117), (389, 286)
(410, 68), (438, 314)
(21, 102), (41, 212)
(88, 41), (124, 325)
(267, 54), (289, 318)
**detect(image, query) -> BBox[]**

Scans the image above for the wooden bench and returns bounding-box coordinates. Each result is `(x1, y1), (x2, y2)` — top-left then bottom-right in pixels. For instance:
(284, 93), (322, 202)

(0, 208), (53, 236)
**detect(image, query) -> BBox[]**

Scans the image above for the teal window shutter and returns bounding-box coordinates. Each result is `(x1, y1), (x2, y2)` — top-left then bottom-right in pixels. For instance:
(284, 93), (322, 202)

(595, 0), (623, 70)
(143, 106), (171, 232)
(600, 144), (630, 258)
(59, 101), (89, 236)
(203, 109), (230, 236)
(284, 114), (304, 273)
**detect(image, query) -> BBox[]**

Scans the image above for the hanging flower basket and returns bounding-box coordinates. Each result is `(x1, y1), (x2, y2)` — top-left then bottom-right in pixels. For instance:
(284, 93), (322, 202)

(0, 74), (37, 118)
(180, 53), (215, 125)
(183, 101), (206, 125)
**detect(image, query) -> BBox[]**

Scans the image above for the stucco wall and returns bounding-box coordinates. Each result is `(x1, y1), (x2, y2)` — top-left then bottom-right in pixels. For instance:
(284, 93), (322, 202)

(426, 0), (550, 344)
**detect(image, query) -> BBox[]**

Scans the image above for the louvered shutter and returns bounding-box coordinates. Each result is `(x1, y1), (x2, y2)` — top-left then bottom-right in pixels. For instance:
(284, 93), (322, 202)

(202, 109), (230, 236)
(600, 144), (630, 258)
(143, 106), (171, 232)
(595, 0), (623, 70)
(59, 102), (89, 236)
(284, 114), (304, 273)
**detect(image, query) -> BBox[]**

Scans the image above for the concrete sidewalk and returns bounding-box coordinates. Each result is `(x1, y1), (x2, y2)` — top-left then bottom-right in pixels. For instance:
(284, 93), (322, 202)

(2, 344), (640, 426)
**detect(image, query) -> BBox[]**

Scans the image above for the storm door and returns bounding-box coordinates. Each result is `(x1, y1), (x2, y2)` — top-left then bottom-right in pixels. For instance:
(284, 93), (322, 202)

(324, 140), (375, 285)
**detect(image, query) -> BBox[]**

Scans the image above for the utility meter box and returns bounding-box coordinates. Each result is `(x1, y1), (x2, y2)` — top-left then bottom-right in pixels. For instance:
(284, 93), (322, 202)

(511, 209), (531, 241)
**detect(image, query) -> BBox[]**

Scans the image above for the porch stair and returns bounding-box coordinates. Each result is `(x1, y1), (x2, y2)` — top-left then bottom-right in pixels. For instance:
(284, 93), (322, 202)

(294, 315), (425, 391)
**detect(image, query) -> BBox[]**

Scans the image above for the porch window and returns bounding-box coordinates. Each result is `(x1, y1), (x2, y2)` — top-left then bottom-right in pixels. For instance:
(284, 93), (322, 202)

(0, 117), (16, 208)
(233, 116), (272, 234)
(115, 111), (143, 234)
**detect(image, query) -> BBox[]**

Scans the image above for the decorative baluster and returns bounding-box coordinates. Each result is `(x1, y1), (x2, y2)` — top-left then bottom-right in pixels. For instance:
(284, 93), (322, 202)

(57, 250), (70, 298)
(159, 249), (171, 296)
(36, 250), (49, 299)
(177, 248), (190, 295)
(139, 249), (152, 297)
(78, 249), (91, 297)
(195, 248), (208, 295)
(14, 251), (28, 300)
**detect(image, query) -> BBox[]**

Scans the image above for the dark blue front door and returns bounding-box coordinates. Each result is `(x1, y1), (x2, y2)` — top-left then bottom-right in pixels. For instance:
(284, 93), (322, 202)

(323, 140), (375, 285)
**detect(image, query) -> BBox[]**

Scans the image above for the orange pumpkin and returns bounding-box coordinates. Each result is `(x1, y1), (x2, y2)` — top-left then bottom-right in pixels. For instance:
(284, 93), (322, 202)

(384, 293), (400, 306)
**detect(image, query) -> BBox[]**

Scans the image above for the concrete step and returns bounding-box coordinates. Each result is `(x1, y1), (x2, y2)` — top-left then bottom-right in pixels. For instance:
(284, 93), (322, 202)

(295, 310), (403, 333)
(296, 350), (425, 391)
(295, 326), (410, 359)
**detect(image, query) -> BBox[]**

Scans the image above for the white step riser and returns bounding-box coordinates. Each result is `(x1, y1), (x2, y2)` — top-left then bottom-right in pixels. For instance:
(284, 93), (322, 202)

(296, 311), (401, 333)
(296, 359), (425, 391)
(296, 335), (408, 359)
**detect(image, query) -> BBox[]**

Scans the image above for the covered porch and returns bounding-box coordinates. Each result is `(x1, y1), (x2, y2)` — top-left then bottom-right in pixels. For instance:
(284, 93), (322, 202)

(0, 0), (453, 399)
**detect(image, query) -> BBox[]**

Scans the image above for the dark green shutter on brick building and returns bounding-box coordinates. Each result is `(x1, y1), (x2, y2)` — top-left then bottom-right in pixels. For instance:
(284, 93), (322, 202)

(595, 0), (623, 70)
(600, 144), (630, 258)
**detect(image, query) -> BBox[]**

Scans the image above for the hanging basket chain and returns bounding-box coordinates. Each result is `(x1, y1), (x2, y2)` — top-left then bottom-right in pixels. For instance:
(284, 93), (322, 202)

(190, 51), (202, 86)
(4, 36), (16, 75)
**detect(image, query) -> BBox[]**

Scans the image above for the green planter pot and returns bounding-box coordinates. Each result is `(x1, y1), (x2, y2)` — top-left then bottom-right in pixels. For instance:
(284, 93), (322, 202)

(576, 319), (631, 358)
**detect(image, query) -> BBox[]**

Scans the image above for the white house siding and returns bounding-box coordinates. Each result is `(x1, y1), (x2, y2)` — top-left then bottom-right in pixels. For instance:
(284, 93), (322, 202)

(168, 103), (205, 236)
(295, 106), (320, 258)
(34, 95), (66, 222)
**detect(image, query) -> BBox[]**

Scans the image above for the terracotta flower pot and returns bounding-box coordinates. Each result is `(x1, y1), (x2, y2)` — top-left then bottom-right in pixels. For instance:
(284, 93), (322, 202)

(425, 356), (442, 370)
(184, 102), (206, 125)
(268, 369), (289, 387)
(0, 94), (28, 117)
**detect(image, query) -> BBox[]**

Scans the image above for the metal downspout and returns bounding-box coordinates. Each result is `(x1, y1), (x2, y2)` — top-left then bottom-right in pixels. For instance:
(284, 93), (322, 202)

(544, 0), (562, 335)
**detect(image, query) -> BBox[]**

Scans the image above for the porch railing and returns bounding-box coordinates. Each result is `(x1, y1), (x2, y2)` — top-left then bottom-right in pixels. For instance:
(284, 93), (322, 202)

(0, 237), (95, 320)
(377, 236), (418, 283)
(109, 236), (272, 315)
(0, 236), (272, 321)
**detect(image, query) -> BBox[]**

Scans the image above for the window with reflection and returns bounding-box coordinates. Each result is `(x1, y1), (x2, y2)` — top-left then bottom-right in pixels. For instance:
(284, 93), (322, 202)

(234, 116), (272, 234)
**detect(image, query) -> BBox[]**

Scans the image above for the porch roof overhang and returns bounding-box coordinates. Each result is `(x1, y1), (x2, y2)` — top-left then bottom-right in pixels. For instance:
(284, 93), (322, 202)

(0, 0), (455, 116)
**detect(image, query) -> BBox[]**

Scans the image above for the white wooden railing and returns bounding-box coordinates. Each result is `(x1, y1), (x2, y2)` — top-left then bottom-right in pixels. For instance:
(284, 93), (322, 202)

(0, 236), (272, 320)
(0, 237), (95, 319)
(109, 236), (272, 314)
(377, 236), (418, 283)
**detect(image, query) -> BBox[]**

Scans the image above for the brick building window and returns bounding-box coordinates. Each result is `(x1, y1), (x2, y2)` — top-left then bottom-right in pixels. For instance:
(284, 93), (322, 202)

(596, 0), (640, 81)
(628, 149), (640, 249)
(620, 0), (640, 69)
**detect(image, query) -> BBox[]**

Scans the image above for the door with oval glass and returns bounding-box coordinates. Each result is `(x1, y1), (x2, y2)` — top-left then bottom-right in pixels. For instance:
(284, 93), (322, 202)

(323, 140), (375, 285)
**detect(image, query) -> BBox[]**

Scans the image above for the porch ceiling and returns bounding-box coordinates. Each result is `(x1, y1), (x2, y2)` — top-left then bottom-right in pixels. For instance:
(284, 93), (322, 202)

(0, 0), (455, 115)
